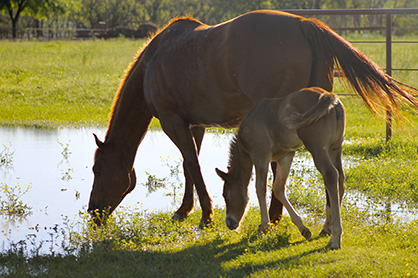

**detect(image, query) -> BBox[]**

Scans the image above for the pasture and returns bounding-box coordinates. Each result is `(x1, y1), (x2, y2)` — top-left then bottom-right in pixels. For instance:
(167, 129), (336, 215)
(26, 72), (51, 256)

(1, 38), (418, 277)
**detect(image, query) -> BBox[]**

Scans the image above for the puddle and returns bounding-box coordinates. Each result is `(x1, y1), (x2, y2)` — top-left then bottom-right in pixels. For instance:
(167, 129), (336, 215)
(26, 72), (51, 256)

(0, 126), (246, 254)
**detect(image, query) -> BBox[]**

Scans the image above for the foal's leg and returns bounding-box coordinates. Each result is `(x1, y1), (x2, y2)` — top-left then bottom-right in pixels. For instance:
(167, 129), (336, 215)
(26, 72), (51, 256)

(254, 163), (270, 231)
(272, 152), (311, 240)
(310, 149), (342, 249)
(159, 116), (213, 228)
(269, 162), (284, 223)
(173, 127), (205, 220)
(320, 146), (345, 237)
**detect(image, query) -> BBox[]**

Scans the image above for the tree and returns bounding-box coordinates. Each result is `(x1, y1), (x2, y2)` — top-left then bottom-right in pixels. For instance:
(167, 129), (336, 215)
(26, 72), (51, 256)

(0, 0), (67, 38)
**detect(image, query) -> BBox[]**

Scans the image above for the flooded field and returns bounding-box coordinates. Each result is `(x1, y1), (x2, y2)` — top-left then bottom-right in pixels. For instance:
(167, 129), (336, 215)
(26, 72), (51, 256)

(1, 126), (417, 255)
(0, 127), (243, 254)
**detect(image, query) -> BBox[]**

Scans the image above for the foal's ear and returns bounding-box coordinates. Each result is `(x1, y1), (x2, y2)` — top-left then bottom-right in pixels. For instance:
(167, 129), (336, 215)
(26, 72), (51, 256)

(93, 133), (104, 149)
(215, 168), (228, 181)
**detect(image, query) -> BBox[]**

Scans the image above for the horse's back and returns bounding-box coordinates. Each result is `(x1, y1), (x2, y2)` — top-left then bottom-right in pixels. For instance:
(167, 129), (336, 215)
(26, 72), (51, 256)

(143, 11), (314, 127)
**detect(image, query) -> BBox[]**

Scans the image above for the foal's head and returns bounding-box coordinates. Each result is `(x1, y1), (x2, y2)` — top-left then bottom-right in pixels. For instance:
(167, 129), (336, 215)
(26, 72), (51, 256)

(216, 137), (253, 230)
(88, 134), (136, 225)
(216, 168), (250, 230)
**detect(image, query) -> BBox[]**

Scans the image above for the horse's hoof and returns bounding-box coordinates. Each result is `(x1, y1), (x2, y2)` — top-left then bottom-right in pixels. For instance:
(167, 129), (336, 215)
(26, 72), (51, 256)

(302, 228), (312, 240)
(199, 217), (213, 229)
(172, 212), (188, 221)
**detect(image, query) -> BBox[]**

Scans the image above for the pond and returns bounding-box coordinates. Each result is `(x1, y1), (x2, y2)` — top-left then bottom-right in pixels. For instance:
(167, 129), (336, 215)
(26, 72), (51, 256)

(0, 126), (253, 254)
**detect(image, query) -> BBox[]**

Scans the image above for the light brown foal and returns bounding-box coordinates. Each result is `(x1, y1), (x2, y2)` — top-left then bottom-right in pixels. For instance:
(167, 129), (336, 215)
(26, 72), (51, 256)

(217, 87), (345, 249)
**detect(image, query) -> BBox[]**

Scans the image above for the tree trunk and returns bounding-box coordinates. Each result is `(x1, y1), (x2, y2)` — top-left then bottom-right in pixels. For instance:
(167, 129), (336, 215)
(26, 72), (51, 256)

(12, 18), (18, 39)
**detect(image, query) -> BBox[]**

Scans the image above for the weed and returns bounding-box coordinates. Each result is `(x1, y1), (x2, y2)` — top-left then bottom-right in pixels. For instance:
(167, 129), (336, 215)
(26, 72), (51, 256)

(0, 142), (14, 168)
(0, 183), (32, 217)
(57, 139), (71, 160)
(142, 158), (184, 207)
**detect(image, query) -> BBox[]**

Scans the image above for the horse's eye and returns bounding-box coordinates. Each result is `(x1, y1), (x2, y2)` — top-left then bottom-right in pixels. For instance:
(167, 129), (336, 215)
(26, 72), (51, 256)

(222, 191), (228, 200)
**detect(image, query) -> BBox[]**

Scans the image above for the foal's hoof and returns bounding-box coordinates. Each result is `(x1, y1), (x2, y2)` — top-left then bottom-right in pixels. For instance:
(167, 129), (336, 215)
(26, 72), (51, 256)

(258, 223), (272, 235)
(319, 228), (331, 237)
(301, 228), (312, 240)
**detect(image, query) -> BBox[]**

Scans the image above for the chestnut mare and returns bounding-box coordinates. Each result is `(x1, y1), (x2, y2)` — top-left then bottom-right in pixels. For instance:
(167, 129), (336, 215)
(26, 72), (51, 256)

(88, 10), (418, 228)
(216, 87), (345, 249)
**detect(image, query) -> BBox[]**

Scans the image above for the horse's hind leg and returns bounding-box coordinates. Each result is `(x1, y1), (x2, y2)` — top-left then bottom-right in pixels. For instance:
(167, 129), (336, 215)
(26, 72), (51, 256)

(310, 149), (342, 249)
(173, 127), (205, 220)
(269, 162), (284, 223)
(272, 152), (311, 240)
(320, 146), (345, 237)
(159, 116), (213, 228)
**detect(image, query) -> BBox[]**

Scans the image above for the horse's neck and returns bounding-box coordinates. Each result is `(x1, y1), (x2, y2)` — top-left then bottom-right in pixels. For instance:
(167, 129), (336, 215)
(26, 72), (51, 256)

(105, 63), (153, 166)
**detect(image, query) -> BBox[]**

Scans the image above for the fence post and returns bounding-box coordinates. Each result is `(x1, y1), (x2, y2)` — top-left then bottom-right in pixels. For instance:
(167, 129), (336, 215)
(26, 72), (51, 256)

(385, 12), (393, 142)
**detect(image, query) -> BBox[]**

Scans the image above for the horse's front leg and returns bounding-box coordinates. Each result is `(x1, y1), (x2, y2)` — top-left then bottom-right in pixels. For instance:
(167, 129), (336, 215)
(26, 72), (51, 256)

(273, 152), (311, 240)
(173, 127), (205, 220)
(254, 163), (270, 232)
(160, 116), (213, 228)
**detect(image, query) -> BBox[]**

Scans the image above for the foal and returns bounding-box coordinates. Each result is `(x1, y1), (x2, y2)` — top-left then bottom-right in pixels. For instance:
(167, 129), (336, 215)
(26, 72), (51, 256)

(216, 87), (345, 249)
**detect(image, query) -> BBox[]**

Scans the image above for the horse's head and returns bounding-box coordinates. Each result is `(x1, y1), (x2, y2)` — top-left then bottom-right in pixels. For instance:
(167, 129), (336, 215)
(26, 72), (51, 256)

(216, 168), (249, 230)
(88, 134), (136, 225)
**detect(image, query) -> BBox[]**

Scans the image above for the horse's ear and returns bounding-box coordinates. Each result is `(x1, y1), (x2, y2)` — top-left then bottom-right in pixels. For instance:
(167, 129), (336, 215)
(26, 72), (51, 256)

(93, 133), (104, 149)
(215, 168), (228, 181)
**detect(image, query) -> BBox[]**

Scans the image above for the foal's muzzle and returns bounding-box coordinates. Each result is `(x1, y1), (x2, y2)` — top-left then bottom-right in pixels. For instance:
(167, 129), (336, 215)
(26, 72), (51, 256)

(225, 215), (239, 230)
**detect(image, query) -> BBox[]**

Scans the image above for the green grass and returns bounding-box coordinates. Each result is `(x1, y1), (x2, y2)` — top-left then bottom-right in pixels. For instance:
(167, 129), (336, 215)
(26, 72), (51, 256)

(1, 206), (418, 277)
(0, 39), (160, 128)
(1, 38), (418, 277)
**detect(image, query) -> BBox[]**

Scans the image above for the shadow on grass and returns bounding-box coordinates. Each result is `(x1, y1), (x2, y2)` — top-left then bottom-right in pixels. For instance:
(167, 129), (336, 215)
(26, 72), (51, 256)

(56, 232), (327, 278)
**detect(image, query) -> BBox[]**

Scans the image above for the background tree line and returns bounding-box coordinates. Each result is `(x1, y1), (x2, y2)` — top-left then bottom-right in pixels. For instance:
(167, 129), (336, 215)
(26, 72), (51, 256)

(0, 0), (417, 39)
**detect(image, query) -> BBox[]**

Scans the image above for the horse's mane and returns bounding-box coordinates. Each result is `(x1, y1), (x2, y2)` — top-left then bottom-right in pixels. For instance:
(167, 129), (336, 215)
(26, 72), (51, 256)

(108, 16), (204, 129)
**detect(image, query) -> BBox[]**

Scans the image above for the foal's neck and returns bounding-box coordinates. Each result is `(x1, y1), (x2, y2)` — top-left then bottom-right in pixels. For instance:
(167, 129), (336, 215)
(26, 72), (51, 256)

(229, 139), (253, 185)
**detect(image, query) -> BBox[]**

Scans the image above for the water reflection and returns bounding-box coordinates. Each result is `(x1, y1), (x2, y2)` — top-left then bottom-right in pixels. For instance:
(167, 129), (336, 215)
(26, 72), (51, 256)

(0, 126), (238, 253)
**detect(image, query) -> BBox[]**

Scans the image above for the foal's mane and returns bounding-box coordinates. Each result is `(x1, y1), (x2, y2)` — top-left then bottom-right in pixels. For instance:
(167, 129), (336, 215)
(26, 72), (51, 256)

(227, 135), (239, 168)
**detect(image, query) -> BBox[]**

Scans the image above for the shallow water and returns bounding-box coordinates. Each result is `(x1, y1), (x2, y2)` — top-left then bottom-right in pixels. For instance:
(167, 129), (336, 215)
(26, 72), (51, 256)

(0, 126), (241, 254)
(0, 126), (416, 255)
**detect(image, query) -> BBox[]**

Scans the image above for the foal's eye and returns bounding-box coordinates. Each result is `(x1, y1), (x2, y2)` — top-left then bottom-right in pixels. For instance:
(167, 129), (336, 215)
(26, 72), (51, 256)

(92, 167), (101, 176)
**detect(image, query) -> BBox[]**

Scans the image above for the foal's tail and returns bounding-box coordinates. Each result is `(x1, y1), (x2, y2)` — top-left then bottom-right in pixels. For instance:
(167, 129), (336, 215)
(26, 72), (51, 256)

(300, 17), (418, 120)
(285, 90), (339, 130)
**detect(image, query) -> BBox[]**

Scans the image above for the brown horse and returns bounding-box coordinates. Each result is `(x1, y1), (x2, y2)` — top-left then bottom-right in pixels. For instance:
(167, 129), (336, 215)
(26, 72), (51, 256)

(88, 10), (418, 228)
(216, 87), (345, 249)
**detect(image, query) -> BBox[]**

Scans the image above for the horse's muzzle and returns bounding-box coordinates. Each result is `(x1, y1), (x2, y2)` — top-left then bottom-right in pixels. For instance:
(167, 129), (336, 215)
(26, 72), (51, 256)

(225, 215), (239, 230)
(87, 203), (108, 226)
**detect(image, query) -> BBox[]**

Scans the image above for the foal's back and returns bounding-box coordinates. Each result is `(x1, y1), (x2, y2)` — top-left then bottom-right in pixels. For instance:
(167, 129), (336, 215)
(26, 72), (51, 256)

(237, 87), (345, 163)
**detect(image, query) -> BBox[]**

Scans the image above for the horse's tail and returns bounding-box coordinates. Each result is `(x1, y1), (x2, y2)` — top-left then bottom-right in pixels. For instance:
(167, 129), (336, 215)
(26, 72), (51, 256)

(300, 17), (418, 120)
(285, 91), (339, 130)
